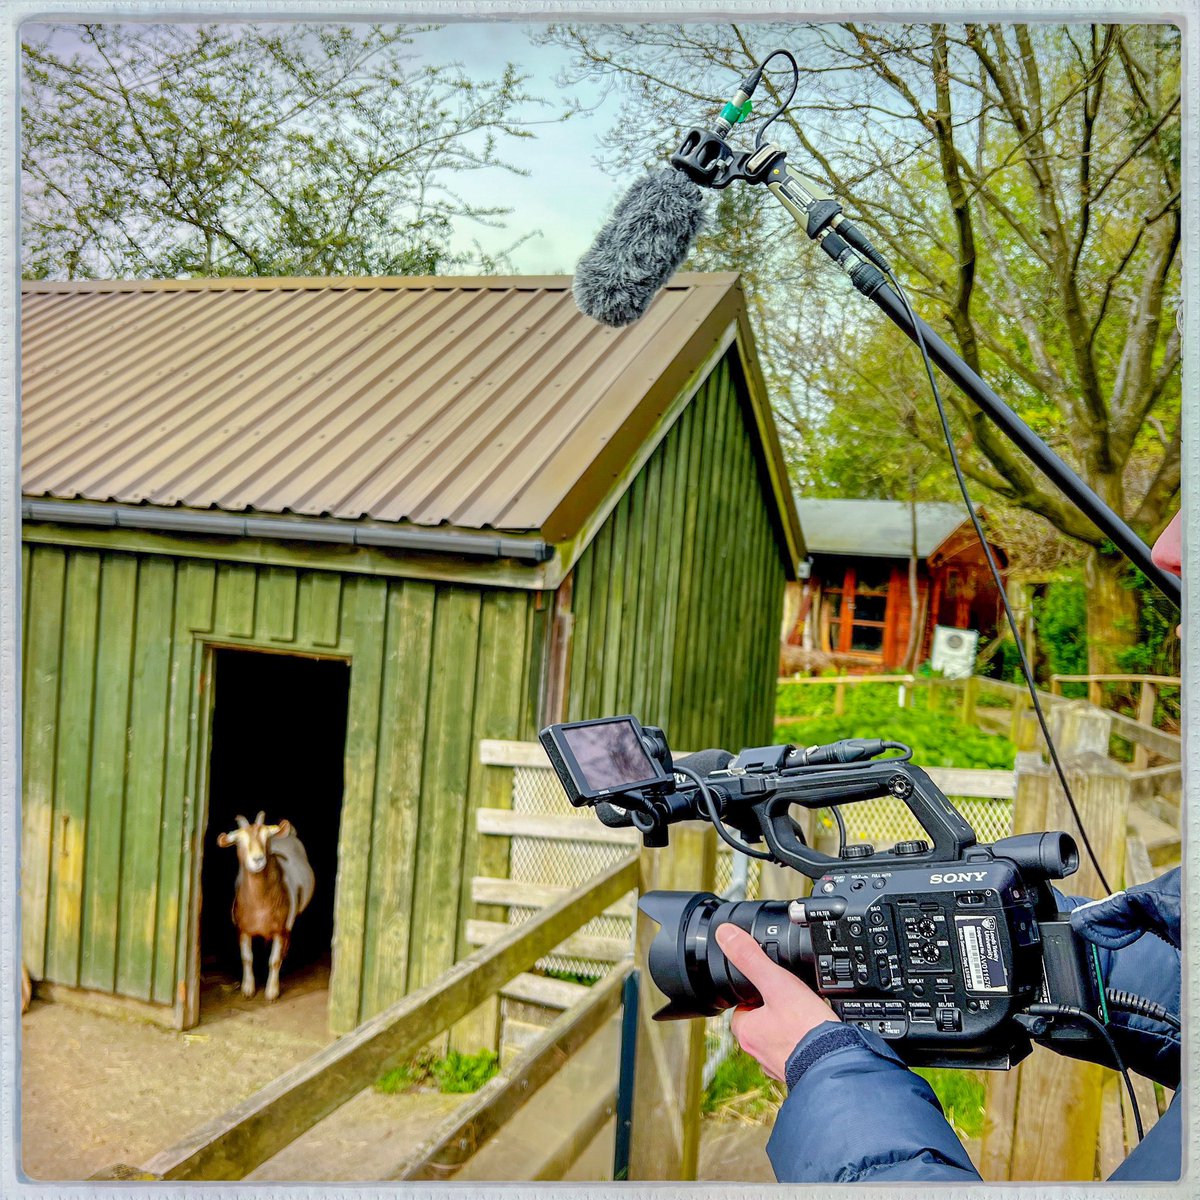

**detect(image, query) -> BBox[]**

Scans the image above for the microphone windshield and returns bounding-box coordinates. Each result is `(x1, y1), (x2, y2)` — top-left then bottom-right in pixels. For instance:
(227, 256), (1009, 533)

(573, 168), (707, 327)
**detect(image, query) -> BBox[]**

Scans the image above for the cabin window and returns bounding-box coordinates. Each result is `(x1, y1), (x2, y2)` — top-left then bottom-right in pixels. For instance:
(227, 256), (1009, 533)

(825, 562), (890, 656)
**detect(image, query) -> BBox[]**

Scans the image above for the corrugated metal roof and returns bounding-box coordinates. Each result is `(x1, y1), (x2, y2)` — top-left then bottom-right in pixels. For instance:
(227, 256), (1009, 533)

(22, 273), (800, 556)
(795, 499), (969, 558)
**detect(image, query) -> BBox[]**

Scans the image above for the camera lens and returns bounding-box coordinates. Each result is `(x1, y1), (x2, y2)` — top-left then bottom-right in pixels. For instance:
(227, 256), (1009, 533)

(638, 891), (815, 1019)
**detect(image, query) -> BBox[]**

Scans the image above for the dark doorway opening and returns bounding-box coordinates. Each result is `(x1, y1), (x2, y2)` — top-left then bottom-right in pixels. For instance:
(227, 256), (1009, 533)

(200, 649), (350, 1004)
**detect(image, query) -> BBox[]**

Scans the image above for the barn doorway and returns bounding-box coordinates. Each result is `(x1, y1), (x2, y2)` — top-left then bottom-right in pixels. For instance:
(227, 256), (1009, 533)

(199, 649), (350, 1020)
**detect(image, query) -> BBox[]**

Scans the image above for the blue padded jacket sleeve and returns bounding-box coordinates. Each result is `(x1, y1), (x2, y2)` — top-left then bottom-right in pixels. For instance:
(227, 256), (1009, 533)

(766, 1021), (981, 1184)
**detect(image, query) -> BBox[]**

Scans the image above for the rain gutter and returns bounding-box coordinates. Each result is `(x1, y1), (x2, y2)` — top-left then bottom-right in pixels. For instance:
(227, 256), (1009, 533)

(21, 500), (554, 564)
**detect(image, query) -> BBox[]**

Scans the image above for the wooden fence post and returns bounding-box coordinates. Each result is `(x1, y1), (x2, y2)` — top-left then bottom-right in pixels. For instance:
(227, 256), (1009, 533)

(959, 675), (979, 726)
(834, 680), (846, 716)
(629, 823), (716, 1181)
(980, 714), (1131, 1181)
(1133, 682), (1156, 771)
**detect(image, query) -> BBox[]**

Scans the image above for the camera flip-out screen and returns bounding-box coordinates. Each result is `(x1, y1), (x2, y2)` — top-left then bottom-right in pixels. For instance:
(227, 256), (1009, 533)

(546, 716), (671, 802)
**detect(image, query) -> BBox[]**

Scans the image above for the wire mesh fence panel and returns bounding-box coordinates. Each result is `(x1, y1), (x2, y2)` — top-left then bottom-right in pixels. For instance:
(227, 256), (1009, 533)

(506, 766), (636, 981)
(832, 795), (1014, 849)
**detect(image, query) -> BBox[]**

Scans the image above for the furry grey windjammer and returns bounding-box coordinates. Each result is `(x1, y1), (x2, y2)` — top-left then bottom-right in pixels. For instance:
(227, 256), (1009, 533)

(572, 168), (708, 327)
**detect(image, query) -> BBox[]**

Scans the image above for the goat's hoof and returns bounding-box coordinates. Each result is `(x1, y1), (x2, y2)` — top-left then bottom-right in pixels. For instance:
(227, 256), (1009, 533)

(265, 984), (280, 1002)
(242, 981), (256, 999)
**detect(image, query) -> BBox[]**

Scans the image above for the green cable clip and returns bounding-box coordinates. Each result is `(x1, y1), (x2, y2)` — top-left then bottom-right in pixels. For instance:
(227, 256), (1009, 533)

(720, 99), (753, 126)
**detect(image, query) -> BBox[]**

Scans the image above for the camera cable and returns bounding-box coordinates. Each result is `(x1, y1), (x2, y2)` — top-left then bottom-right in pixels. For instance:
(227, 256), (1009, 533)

(675, 763), (776, 861)
(1026, 1003), (1143, 1140)
(1104, 989), (1181, 1031)
(882, 266), (1114, 896)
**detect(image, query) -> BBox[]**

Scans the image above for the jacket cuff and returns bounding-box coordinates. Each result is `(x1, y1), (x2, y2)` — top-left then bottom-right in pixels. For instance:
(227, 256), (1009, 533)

(784, 1020), (896, 1091)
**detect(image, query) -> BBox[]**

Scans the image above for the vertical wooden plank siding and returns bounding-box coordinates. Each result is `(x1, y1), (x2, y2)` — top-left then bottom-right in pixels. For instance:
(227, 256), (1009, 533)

(79, 553), (137, 992)
(159, 561), (216, 1008)
(21, 547), (67, 977)
(358, 580), (437, 1018)
(46, 551), (101, 986)
(406, 587), (482, 994)
(117, 556), (175, 999)
(567, 351), (787, 753)
(328, 576), (389, 1030)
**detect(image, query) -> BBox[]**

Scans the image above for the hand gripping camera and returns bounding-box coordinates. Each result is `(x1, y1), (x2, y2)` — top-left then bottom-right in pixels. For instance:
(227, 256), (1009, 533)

(540, 715), (1109, 1071)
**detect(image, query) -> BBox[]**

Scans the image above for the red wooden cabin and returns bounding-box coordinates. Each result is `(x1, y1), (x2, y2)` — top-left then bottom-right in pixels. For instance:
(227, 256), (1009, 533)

(783, 499), (1007, 673)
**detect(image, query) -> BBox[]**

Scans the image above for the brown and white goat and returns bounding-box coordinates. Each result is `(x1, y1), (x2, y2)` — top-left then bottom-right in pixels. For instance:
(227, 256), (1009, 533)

(216, 812), (314, 1001)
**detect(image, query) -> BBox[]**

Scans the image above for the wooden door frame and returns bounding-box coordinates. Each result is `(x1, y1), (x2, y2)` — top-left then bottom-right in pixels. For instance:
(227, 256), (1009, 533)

(179, 639), (353, 1031)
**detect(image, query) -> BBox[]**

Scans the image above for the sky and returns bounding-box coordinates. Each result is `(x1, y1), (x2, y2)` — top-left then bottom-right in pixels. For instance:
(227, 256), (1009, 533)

(22, 19), (640, 276)
(412, 22), (627, 274)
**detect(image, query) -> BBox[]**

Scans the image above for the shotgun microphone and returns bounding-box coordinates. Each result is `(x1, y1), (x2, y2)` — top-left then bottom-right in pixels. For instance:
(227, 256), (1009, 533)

(572, 167), (707, 327)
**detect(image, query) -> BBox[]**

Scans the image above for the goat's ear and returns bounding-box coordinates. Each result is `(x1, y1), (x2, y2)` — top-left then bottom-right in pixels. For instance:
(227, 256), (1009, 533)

(235, 815), (249, 830)
(217, 831), (235, 848)
(274, 819), (292, 839)
(255, 810), (267, 827)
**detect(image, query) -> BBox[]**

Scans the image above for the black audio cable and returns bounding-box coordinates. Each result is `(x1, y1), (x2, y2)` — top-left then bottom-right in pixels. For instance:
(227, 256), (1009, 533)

(1105, 989), (1181, 1031)
(1026, 1003), (1143, 1140)
(675, 763), (776, 861)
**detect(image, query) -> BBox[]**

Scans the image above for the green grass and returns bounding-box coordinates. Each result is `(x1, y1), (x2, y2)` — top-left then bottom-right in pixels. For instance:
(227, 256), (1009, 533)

(775, 681), (1015, 770)
(701, 1050), (784, 1121)
(374, 1047), (499, 1096)
(702, 1049), (985, 1140)
(914, 1067), (986, 1140)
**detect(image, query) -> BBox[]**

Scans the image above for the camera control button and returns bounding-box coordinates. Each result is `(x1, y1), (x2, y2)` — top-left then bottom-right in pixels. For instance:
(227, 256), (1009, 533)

(851, 880), (866, 891)
(884, 1001), (906, 1016)
(869, 911), (886, 926)
(872, 878), (887, 889)
(935, 1006), (962, 1032)
(821, 882), (836, 894)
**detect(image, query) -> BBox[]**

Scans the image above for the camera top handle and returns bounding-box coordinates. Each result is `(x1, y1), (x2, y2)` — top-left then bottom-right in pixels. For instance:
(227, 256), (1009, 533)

(738, 759), (977, 876)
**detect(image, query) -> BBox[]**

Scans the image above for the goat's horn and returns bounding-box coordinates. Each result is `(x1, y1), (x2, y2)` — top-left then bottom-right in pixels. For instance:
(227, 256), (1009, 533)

(235, 815), (249, 829)
(255, 810), (266, 826)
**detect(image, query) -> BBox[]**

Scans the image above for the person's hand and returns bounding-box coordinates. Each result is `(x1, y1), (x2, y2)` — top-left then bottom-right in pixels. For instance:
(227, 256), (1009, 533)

(714, 922), (839, 1081)
(1054, 868), (1181, 1089)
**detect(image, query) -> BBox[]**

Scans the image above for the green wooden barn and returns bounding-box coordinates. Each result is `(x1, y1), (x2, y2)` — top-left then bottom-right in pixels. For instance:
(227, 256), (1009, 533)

(20, 272), (804, 1033)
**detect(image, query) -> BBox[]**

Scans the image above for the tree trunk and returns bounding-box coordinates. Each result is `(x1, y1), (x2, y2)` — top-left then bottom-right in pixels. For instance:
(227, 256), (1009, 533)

(1084, 549), (1139, 676)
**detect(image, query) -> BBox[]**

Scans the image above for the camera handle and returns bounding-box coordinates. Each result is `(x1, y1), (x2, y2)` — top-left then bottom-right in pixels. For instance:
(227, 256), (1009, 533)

(740, 761), (978, 876)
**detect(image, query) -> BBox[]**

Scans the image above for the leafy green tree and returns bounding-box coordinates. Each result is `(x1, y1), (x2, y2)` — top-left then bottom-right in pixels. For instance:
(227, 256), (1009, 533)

(22, 22), (542, 279)
(540, 22), (1181, 672)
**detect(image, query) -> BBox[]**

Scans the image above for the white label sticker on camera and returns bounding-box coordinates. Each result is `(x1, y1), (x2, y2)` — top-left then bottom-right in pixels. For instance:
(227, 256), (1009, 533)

(956, 914), (1008, 992)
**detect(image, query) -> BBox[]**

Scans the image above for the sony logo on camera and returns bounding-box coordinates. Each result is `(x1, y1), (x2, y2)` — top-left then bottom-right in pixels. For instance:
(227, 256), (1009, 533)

(928, 870), (989, 884)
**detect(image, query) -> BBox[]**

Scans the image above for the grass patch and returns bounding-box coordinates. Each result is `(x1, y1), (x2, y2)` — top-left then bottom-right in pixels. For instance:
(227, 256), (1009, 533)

(915, 1067), (986, 1140)
(701, 1050), (985, 1141)
(701, 1050), (784, 1123)
(432, 1048), (500, 1093)
(374, 1047), (499, 1096)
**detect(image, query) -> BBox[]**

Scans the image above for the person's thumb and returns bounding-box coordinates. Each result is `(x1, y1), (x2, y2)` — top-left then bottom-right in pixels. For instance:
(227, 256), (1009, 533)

(714, 922), (793, 1000)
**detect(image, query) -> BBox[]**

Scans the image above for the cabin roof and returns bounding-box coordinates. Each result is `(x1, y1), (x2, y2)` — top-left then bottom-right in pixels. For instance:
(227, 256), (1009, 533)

(795, 498), (974, 560)
(21, 272), (802, 567)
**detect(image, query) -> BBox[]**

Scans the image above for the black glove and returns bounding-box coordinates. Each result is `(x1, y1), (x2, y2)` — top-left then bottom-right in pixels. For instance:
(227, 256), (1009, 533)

(1062, 868), (1181, 1089)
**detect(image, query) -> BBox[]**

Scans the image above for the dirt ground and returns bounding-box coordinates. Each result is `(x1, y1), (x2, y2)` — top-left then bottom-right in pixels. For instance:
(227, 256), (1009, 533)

(21, 965), (778, 1183)
(23, 963), (449, 1182)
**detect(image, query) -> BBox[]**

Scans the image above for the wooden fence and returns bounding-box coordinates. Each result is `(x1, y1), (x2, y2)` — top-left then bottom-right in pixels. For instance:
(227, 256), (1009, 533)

(95, 742), (718, 1184)
(94, 851), (641, 1182)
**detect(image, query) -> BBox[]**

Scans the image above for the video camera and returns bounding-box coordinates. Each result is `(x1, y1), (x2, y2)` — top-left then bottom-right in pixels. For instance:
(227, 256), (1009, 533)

(539, 715), (1109, 1071)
